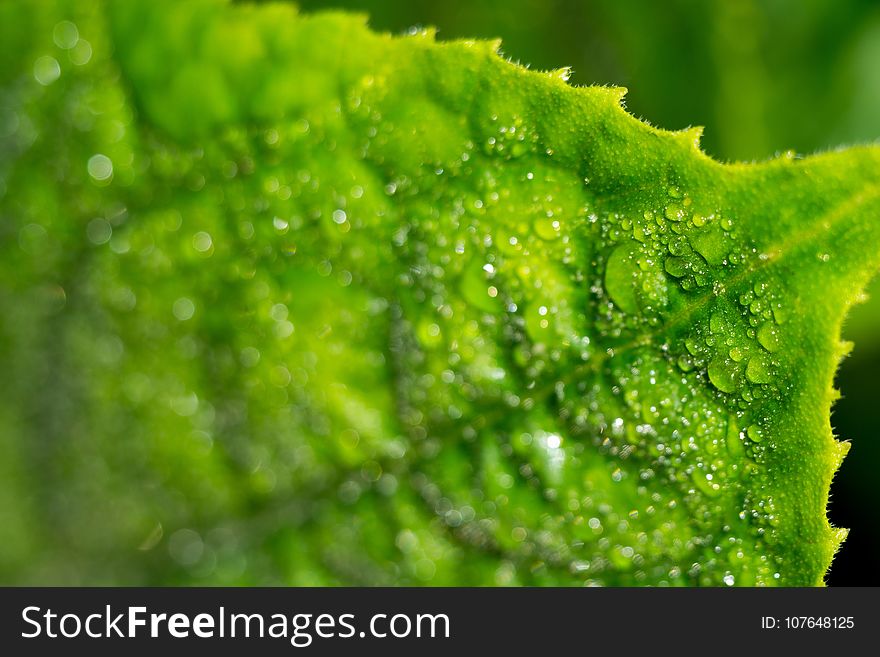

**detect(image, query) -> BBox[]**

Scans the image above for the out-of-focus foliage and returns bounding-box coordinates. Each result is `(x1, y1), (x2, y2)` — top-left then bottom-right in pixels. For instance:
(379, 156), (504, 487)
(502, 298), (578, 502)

(0, 0), (878, 586)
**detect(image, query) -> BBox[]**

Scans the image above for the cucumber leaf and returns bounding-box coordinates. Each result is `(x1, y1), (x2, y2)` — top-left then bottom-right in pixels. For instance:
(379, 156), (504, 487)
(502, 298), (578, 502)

(1, 0), (877, 586)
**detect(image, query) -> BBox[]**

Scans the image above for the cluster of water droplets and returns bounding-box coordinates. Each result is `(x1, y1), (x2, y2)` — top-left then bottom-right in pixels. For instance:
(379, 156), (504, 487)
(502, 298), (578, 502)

(4, 10), (797, 585)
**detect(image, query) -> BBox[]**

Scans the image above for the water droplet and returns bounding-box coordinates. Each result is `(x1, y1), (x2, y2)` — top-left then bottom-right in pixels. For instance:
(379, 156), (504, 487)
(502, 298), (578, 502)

(747, 424), (764, 442)
(745, 355), (772, 384)
(677, 355), (695, 372)
(551, 67), (572, 82)
(757, 323), (779, 352)
(604, 244), (667, 314)
(708, 358), (738, 393)
(605, 246), (640, 313)
(772, 303), (787, 325)
(664, 205), (685, 221)
(690, 227), (727, 265)
(664, 256), (688, 278)
(668, 236), (690, 256)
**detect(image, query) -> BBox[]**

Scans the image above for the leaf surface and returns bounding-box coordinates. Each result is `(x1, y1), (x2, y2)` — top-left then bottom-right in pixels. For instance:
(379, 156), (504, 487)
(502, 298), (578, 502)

(1, 0), (878, 585)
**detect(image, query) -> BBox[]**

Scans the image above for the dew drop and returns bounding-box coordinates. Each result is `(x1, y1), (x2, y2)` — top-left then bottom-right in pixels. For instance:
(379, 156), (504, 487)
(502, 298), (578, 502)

(745, 355), (772, 384)
(664, 256), (688, 278)
(757, 323), (780, 352)
(604, 245), (640, 314)
(708, 358), (738, 393)
(664, 205), (685, 221)
(690, 227), (727, 265)
(747, 424), (764, 442)
(604, 244), (667, 314)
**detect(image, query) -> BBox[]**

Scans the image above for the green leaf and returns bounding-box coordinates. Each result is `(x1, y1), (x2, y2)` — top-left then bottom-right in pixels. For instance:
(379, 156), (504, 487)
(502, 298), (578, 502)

(1, 0), (877, 586)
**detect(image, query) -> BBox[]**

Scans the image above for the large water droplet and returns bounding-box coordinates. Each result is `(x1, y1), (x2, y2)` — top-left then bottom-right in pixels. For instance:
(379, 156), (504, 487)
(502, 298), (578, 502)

(664, 256), (688, 278)
(757, 322), (780, 352)
(604, 244), (667, 314)
(708, 358), (738, 393)
(690, 227), (727, 265)
(747, 424), (764, 442)
(745, 355), (772, 384)
(604, 245), (640, 314)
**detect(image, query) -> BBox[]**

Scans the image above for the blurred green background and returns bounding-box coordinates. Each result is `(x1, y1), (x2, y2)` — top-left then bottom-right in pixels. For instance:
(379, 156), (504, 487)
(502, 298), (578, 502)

(295, 0), (880, 584)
